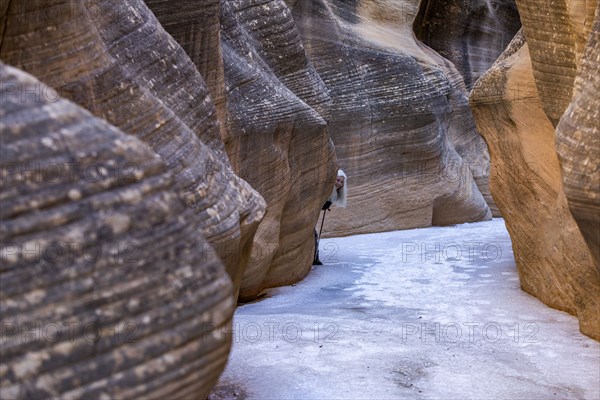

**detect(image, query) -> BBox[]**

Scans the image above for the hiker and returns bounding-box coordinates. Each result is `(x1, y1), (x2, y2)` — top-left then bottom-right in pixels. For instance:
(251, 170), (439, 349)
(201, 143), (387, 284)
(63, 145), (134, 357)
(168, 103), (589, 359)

(313, 169), (347, 265)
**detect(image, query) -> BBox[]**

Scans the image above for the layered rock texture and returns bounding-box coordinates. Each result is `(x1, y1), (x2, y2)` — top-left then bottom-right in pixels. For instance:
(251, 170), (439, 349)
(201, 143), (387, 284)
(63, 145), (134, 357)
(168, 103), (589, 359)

(3, 0), (597, 397)
(471, 8), (599, 339)
(144, 0), (339, 300)
(0, 0), (503, 306)
(555, 6), (600, 270)
(0, 65), (233, 399)
(414, 0), (522, 90)
(515, 0), (597, 126)
(0, 0), (266, 298)
(291, 0), (495, 236)
(220, 0), (338, 299)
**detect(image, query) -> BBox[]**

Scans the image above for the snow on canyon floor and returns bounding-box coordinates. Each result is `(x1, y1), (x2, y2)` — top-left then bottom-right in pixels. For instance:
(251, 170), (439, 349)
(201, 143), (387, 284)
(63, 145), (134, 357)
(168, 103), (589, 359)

(210, 219), (600, 400)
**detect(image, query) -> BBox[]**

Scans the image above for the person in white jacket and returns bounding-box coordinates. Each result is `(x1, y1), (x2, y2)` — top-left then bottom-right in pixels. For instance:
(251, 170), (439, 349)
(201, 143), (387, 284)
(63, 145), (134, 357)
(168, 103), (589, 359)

(313, 169), (347, 265)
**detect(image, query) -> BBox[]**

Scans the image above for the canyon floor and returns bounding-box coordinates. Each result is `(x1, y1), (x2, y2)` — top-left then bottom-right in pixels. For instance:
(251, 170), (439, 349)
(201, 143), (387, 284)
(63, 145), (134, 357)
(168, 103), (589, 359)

(209, 219), (600, 400)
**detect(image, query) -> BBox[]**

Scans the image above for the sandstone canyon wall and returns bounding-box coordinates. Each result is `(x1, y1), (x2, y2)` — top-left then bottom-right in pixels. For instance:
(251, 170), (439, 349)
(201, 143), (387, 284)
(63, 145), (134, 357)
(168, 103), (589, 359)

(143, 0), (339, 300)
(414, 0), (522, 90)
(0, 0), (266, 299)
(554, 5), (600, 270)
(471, 0), (599, 338)
(2, 0), (597, 398)
(0, 64), (233, 399)
(290, 0), (496, 236)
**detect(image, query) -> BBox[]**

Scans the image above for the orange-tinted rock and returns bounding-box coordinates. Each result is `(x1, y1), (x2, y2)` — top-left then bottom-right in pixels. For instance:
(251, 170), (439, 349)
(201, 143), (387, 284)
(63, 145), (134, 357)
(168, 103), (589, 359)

(515, 0), (597, 126)
(556, 6), (600, 271)
(470, 31), (599, 340)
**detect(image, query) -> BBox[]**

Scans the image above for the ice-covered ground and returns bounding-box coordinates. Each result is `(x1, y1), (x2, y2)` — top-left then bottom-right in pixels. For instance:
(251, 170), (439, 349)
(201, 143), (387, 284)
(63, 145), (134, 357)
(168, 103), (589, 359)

(210, 219), (600, 400)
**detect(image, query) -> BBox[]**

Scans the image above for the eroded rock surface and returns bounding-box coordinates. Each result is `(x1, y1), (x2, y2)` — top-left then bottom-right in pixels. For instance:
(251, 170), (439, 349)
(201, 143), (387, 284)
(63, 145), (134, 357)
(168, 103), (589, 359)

(291, 0), (493, 236)
(129, 0), (340, 300)
(0, 64), (233, 399)
(515, 0), (597, 126)
(105, 0), (498, 300)
(555, 6), (600, 270)
(144, 0), (229, 141)
(0, 0), (266, 297)
(470, 31), (599, 340)
(220, 0), (338, 299)
(414, 0), (521, 90)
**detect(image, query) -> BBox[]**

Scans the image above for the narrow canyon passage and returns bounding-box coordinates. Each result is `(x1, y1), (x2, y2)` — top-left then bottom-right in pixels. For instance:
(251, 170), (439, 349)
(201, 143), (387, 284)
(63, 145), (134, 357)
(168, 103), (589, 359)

(1, 1), (598, 397)
(211, 219), (599, 400)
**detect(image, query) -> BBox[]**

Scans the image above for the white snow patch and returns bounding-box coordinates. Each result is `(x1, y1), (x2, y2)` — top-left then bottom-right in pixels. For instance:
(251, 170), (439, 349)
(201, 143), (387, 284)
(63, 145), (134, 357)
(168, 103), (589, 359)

(210, 219), (600, 400)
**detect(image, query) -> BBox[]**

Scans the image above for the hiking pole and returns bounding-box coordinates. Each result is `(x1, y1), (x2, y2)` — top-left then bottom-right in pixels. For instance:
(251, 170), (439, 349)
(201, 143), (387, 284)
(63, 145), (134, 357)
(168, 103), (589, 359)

(313, 208), (328, 265)
(317, 208), (327, 246)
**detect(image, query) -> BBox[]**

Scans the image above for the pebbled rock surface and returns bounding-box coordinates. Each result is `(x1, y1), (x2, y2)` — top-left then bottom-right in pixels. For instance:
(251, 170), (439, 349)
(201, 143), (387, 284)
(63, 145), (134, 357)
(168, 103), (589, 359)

(0, 0), (266, 297)
(291, 0), (493, 236)
(0, 64), (233, 399)
(414, 0), (521, 90)
(556, 6), (600, 271)
(470, 31), (599, 340)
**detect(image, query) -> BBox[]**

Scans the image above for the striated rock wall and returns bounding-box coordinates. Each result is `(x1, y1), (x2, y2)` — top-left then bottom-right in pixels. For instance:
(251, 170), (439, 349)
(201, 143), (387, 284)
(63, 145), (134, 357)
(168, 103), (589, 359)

(0, 0), (266, 297)
(0, 64), (233, 399)
(291, 0), (493, 236)
(219, 0), (338, 299)
(414, 0), (521, 90)
(413, 0), (523, 216)
(470, 30), (599, 340)
(555, 6), (600, 270)
(3, 3), (596, 399)
(146, 0), (338, 300)
(515, 0), (597, 126)
(143, 0), (229, 142)
(409, 0), (598, 339)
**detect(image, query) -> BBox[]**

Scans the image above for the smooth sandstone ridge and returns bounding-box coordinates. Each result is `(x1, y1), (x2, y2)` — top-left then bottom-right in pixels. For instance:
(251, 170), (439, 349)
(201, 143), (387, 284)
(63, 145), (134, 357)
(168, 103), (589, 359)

(0, 64), (233, 399)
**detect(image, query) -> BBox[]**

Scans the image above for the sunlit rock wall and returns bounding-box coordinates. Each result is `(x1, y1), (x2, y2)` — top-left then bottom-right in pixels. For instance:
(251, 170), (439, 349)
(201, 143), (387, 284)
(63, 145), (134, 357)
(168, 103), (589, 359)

(470, 30), (599, 340)
(414, 0), (521, 90)
(0, 0), (266, 297)
(0, 64), (233, 399)
(290, 0), (493, 236)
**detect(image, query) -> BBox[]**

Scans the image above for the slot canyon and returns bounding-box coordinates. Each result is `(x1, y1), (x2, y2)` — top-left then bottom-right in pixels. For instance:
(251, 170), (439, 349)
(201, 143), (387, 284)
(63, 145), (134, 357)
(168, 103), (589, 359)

(0, 0), (598, 399)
